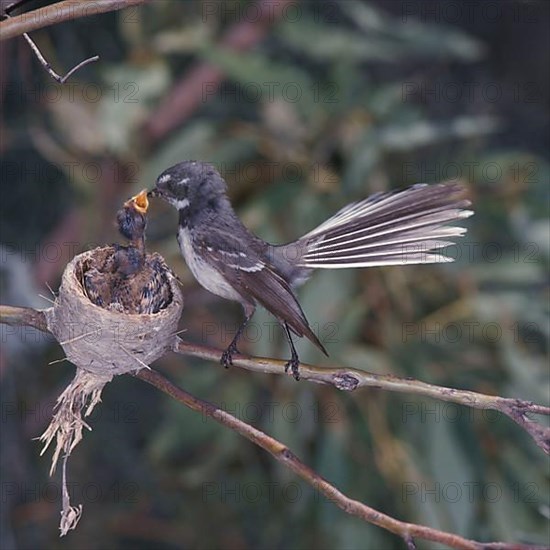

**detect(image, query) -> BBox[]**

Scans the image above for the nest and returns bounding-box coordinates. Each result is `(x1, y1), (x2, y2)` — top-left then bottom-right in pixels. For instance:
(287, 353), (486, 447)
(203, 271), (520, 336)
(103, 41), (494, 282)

(40, 246), (183, 535)
(45, 246), (183, 375)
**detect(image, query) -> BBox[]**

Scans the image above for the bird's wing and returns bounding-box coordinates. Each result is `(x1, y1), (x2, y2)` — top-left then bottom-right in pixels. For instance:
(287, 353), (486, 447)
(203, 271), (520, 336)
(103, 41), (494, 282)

(138, 256), (173, 315)
(195, 230), (328, 355)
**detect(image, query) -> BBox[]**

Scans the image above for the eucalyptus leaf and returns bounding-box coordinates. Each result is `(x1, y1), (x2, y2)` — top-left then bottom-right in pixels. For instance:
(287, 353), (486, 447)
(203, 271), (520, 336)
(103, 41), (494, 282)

(341, 1), (485, 61)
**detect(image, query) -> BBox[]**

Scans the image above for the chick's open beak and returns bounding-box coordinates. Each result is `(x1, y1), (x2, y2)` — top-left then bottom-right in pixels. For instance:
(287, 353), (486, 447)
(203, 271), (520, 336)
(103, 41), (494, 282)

(125, 189), (149, 213)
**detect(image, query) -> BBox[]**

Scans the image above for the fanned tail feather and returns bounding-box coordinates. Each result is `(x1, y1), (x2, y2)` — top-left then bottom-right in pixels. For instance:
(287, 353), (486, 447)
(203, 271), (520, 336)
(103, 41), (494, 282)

(297, 183), (473, 268)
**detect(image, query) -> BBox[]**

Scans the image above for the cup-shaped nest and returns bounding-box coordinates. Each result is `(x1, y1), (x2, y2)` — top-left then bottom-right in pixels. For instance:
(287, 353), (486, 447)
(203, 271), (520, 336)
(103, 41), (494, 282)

(45, 246), (183, 375)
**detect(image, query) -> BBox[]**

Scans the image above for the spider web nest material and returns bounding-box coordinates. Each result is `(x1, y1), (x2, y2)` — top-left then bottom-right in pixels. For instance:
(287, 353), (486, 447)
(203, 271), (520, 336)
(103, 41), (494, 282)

(40, 247), (183, 535)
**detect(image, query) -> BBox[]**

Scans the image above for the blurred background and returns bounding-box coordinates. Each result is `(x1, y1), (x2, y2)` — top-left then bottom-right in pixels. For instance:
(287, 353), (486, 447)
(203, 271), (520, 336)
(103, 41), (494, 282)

(1, 1), (548, 548)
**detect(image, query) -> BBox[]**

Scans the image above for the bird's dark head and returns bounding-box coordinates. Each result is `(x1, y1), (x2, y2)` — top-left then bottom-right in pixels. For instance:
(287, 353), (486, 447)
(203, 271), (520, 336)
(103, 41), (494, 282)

(149, 161), (227, 211)
(117, 189), (148, 244)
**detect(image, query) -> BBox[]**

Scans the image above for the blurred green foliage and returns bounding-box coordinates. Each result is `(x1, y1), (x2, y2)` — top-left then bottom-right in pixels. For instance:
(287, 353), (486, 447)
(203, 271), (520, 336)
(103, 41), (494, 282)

(1, 1), (548, 549)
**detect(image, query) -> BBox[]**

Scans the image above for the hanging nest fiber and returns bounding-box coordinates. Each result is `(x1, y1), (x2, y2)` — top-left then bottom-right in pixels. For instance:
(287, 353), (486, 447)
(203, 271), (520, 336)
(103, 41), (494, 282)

(40, 245), (183, 535)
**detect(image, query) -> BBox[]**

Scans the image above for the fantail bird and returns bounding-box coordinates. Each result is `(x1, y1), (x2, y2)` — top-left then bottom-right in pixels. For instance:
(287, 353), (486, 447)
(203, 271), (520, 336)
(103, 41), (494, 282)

(149, 161), (473, 379)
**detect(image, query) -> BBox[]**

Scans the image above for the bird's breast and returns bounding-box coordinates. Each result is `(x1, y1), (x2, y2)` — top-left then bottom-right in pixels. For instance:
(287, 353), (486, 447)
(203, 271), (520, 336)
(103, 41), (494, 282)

(177, 228), (242, 302)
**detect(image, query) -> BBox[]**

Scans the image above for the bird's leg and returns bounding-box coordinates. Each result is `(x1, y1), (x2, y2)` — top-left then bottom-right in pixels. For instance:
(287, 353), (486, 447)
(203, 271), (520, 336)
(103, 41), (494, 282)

(283, 322), (301, 381)
(221, 307), (254, 368)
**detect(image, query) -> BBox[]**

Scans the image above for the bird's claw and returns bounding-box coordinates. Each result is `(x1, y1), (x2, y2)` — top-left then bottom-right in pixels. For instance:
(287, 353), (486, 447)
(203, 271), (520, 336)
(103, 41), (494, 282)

(221, 344), (239, 368)
(284, 357), (301, 381)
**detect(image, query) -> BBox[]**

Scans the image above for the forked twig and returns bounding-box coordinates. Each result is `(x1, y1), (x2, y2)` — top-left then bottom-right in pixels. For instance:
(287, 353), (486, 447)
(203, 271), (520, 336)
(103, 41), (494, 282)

(22, 32), (99, 83)
(2, 7), (99, 84)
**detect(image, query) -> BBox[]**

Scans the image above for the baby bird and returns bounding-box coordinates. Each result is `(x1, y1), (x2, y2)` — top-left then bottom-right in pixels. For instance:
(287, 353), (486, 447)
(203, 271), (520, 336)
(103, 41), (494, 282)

(84, 190), (172, 314)
(113, 189), (148, 277)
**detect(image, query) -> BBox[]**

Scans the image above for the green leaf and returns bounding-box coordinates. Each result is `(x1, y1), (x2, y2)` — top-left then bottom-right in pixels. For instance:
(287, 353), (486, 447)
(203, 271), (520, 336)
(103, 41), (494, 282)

(341, 2), (485, 61)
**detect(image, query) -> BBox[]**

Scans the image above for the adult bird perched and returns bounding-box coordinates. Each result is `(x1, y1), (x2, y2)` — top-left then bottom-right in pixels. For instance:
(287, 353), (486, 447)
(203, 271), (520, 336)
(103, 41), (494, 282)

(149, 161), (473, 379)
(84, 190), (172, 315)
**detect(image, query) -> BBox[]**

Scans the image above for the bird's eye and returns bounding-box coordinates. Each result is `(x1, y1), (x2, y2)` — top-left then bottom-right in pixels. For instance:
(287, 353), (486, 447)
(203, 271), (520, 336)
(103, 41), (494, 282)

(175, 177), (190, 195)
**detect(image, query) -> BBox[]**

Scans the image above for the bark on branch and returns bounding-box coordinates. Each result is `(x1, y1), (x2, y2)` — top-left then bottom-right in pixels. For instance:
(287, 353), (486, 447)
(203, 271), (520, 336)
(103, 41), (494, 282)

(0, 0), (150, 41)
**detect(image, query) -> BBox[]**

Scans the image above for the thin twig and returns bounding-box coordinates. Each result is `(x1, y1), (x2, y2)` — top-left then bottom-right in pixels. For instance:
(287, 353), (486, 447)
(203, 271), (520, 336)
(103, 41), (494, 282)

(22, 31), (99, 83)
(2, 5), (99, 84)
(0, 0), (150, 41)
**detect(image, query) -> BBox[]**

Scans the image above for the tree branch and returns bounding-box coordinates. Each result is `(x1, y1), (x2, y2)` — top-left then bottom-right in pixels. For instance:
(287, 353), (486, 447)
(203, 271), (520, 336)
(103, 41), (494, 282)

(1, 304), (49, 332)
(134, 368), (545, 550)
(0, 0), (150, 41)
(1, 304), (548, 455)
(1, 303), (547, 548)
(172, 339), (550, 455)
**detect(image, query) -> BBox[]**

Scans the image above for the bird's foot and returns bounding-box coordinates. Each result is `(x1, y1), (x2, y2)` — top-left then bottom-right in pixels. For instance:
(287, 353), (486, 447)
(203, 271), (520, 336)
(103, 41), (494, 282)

(221, 343), (239, 368)
(284, 357), (301, 381)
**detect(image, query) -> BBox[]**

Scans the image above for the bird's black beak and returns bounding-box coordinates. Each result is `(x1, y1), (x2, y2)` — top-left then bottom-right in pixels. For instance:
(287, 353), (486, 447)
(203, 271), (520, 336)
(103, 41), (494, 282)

(147, 189), (160, 198)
